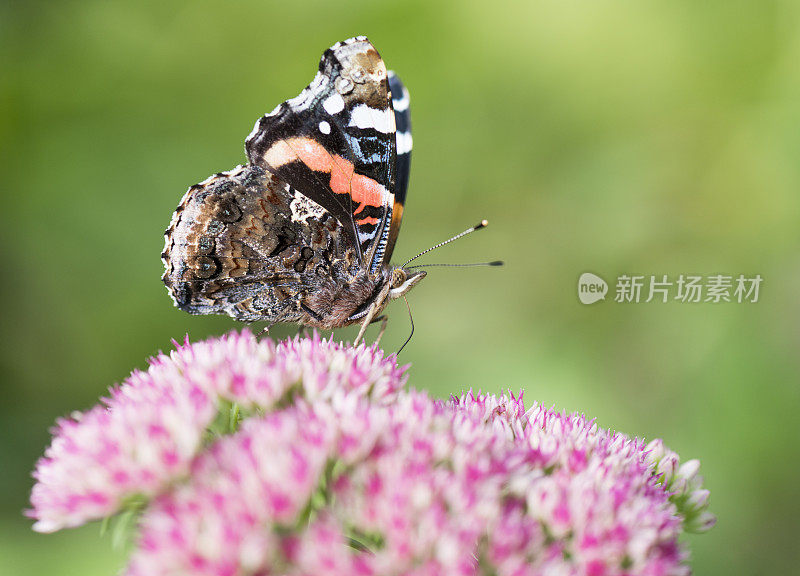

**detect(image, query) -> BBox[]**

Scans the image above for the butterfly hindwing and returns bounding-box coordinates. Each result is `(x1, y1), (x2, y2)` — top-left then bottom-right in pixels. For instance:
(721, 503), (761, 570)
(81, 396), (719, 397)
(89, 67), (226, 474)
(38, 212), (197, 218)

(245, 36), (398, 273)
(162, 166), (353, 323)
(383, 71), (412, 264)
(389, 71), (412, 208)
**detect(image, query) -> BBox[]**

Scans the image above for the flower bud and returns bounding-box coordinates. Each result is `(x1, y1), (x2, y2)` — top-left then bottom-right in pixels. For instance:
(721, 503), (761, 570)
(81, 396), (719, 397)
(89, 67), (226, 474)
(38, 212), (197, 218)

(687, 488), (710, 511)
(645, 438), (666, 464)
(688, 511), (717, 533)
(677, 459), (701, 484)
(657, 452), (680, 483)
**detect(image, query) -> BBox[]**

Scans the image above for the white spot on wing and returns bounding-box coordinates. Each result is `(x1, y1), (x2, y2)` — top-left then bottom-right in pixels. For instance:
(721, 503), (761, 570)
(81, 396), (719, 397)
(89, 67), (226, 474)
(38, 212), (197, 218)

(318, 121), (331, 134)
(358, 230), (376, 243)
(396, 131), (413, 155)
(393, 90), (410, 112)
(349, 104), (393, 134)
(323, 93), (345, 114)
(290, 191), (327, 222)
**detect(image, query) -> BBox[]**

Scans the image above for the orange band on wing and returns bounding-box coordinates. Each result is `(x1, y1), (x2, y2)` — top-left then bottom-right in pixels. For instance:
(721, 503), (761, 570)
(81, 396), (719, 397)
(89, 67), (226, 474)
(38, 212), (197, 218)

(263, 137), (392, 213)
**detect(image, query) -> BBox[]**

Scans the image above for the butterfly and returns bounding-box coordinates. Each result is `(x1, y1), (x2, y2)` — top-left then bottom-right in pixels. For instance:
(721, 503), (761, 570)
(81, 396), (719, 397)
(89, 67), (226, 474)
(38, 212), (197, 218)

(162, 36), (424, 343)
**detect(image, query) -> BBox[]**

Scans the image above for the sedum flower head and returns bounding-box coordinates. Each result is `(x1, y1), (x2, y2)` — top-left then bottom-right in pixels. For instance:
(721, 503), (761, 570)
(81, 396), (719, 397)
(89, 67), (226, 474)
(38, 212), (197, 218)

(29, 331), (405, 533)
(29, 331), (714, 575)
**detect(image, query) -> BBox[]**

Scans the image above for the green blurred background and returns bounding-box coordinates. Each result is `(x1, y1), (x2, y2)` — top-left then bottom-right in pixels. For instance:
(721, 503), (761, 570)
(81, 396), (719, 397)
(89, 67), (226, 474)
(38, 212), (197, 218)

(2, 0), (799, 574)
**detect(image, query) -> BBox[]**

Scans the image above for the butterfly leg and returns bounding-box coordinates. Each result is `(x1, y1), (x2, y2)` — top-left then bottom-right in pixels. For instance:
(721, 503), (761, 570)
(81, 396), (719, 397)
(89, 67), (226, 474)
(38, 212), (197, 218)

(373, 315), (388, 346)
(353, 314), (387, 346)
(256, 322), (277, 340)
(353, 306), (374, 347)
(255, 305), (296, 340)
(354, 283), (392, 346)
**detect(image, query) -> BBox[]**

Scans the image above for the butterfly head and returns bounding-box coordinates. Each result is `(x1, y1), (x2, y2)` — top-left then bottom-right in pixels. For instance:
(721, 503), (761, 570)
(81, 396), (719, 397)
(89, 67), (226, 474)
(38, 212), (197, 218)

(388, 267), (426, 300)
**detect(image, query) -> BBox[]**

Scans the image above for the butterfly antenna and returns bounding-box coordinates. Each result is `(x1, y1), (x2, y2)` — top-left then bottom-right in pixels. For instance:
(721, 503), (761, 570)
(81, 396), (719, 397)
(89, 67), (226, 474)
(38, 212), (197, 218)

(406, 261), (504, 269)
(397, 296), (415, 355)
(402, 220), (491, 267)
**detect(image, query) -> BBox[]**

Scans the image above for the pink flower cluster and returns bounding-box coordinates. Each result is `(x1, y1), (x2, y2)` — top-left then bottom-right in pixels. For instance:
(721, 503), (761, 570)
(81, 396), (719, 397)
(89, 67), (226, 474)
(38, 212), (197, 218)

(29, 332), (405, 533)
(29, 331), (714, 575)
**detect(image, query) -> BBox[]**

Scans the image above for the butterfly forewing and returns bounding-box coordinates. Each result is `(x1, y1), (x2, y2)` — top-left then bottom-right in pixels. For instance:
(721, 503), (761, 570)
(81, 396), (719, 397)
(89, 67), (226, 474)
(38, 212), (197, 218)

(245, 36), (398, 273)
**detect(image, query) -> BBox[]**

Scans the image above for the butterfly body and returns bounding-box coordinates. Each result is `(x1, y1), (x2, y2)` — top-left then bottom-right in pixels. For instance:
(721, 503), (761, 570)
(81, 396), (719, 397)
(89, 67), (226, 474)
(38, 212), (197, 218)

(162, 37), (419, 334)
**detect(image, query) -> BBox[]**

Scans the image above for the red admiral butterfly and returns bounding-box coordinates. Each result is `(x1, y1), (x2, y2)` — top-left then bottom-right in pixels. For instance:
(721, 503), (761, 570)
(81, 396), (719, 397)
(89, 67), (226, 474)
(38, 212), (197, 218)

(162, 37), (493, 344)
